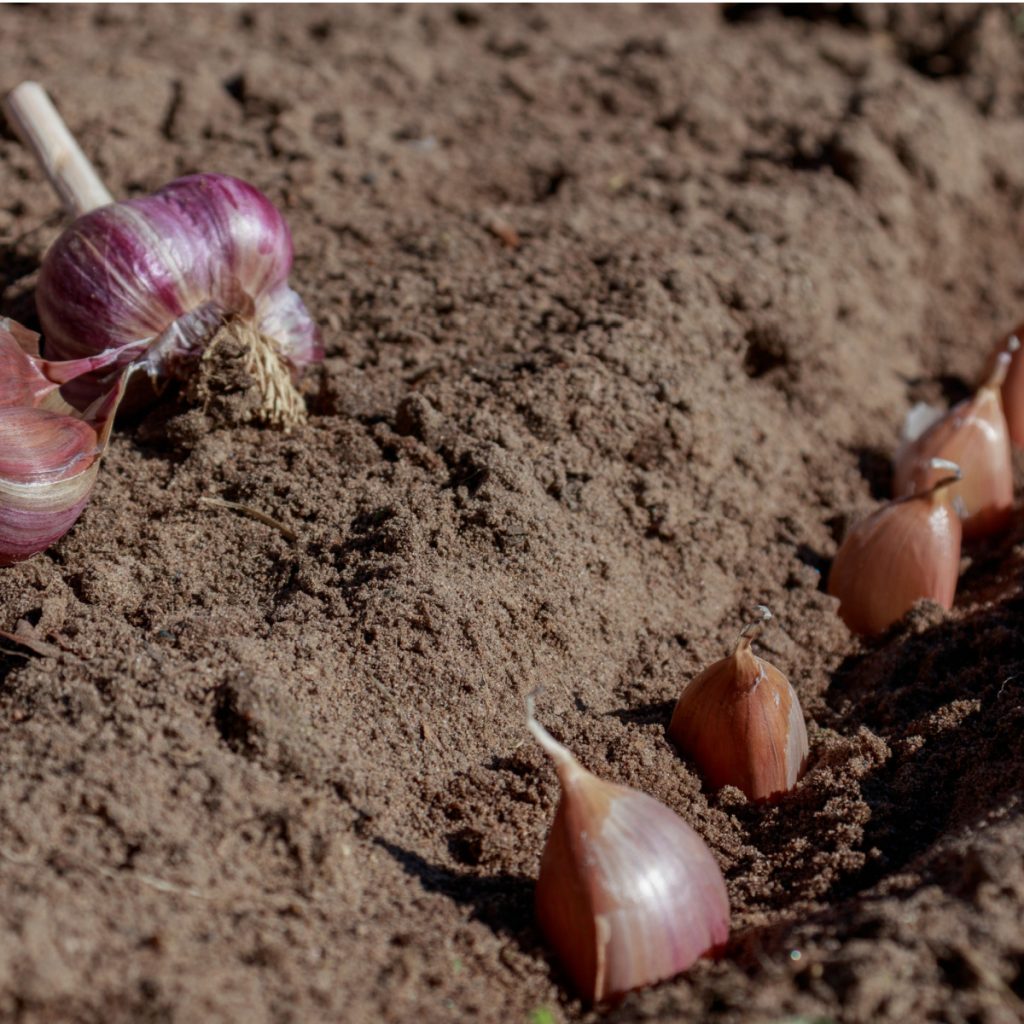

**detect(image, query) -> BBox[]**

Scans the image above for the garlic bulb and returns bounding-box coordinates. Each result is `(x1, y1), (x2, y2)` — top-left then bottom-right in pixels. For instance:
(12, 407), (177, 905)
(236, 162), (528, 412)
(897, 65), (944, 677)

(893, 351), (1013, 540)
(5, 83), (321, 428)
(828, 459), (963, 636)
(0, 318), (124, 565)
(668, 607), (808, 802)
(527, 698), (730, 1003)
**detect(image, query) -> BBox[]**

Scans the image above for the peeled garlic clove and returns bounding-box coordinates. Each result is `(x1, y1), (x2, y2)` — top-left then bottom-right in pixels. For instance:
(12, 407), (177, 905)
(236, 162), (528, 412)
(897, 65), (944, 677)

(4, 84), (321, 429)
(668, 607), (808, 802)
(0, 321), (125, 565)
(828, 460), (963, 636)
(528, 699), (729, 1003)
(893, 354), (1013, 540)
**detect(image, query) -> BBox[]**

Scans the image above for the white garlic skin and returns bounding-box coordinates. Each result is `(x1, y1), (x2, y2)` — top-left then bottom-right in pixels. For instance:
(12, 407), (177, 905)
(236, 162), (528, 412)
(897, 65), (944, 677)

(36, 173), (321, 405)
(531, 717), (730, 1003)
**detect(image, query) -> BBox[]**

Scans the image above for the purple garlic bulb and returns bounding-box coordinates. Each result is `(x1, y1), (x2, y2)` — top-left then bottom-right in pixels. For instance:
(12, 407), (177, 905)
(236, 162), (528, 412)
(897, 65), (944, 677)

(37, 173), (322, 427)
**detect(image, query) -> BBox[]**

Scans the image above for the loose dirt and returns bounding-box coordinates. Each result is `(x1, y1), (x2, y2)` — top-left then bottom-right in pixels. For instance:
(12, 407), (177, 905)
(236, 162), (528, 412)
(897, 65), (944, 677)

(1, 5), (1022, 1023)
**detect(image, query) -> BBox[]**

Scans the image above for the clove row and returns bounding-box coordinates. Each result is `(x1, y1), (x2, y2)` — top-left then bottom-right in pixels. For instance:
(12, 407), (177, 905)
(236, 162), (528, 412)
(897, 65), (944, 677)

(829, 334), (1022, 635)
(530, 331), (1024, 1001)
(530, 606), (809, 1003)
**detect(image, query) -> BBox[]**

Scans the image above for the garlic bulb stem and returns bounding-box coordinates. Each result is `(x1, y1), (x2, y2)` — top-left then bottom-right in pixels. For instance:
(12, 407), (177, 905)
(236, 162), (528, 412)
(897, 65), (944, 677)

(3, 82), (113, 217)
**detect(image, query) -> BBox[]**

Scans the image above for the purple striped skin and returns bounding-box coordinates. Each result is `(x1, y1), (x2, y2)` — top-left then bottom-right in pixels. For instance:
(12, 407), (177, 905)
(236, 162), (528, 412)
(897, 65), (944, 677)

(0, 321), (126, 565)
(0, 406), (97, 482)
(536, 756), (730, 1003)
(0, 487), (93, 566)
(37, 173), (322, 406)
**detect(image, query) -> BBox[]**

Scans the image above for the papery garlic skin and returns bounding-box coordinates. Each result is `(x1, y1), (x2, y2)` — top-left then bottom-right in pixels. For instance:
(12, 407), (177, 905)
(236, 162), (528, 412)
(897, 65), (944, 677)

(828, 479), (962, 636)
(36, 173), (322, 418)
(529, 708), (729, 1003)
(893, 358), (1013, 540)
(0, 319), (124, 565)
(669, 629), (808, 802)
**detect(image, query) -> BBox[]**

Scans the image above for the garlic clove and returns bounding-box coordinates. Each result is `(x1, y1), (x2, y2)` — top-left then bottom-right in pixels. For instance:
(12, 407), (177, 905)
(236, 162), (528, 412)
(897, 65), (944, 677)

(0, 320), (126, 565)
(893, 353), (1013, 540)
(828, 459), (963, 636)
(668, 607), (809, 802)
(528, 699), (730, 1003)
(35, 173), (322, 427)
(989, 331), (1023, 449)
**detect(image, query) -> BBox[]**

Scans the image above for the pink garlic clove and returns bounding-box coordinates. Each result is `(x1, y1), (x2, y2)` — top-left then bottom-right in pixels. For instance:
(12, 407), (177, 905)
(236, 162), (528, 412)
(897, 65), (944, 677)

(528, 698), (730, 1003)
(669, 607), (809, 802)
(0, 320), (125, 565)
(828, 460), (963, 636)
(893, 353), (1013, 541)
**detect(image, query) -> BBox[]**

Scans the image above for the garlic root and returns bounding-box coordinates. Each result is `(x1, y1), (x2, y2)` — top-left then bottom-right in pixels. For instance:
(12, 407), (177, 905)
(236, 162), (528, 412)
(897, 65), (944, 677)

(201, 321), (308, 430)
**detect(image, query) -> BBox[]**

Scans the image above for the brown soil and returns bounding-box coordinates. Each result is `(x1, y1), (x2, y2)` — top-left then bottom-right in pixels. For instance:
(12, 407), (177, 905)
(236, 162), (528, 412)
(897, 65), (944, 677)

(2, 5), (1023, 1023)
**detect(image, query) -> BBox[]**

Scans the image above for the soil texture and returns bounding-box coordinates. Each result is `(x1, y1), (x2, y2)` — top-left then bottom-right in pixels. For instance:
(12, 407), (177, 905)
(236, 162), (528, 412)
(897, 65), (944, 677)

(1, 5), (1023, 1023)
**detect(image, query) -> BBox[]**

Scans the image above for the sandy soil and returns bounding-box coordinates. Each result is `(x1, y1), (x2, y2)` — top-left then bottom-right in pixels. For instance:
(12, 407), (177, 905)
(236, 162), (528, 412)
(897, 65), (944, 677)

(1, 5), (1023, 1023)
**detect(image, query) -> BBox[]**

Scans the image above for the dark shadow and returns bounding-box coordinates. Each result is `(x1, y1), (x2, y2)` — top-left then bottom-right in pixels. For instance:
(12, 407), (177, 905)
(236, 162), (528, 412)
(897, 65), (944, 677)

(851, 446), (892, 501)
(122, 394), (194, 467)
(375, 839), (538, 954)
(795, 543), (830, 591)
(936, 373), (972, 407)
(902, 372), (971, 413)
(957, 511), (1024, 598)
(901, 10), (982, 80)
(818, 584), (1024, 901)
(606, 699), (675, 728)
(485, 751), (538, 778)
(0, 650), (27, 696)
(742, 324), (789, 380)
(0, 239), (43, 334)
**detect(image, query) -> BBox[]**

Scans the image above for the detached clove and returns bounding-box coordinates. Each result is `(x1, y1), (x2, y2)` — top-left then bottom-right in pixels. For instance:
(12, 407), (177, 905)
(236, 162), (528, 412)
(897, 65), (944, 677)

(0, 318), (125, 564)
(4, 82), (322, 428)
(828, 459), (963, 636)
(894, 345), (1014, 540)
(528, 697), (729, 1003)
(668, 607), (808, 802)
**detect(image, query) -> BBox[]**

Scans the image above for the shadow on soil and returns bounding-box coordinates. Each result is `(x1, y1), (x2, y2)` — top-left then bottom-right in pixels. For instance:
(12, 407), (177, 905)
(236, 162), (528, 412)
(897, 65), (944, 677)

(376, 838), (539, 954)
